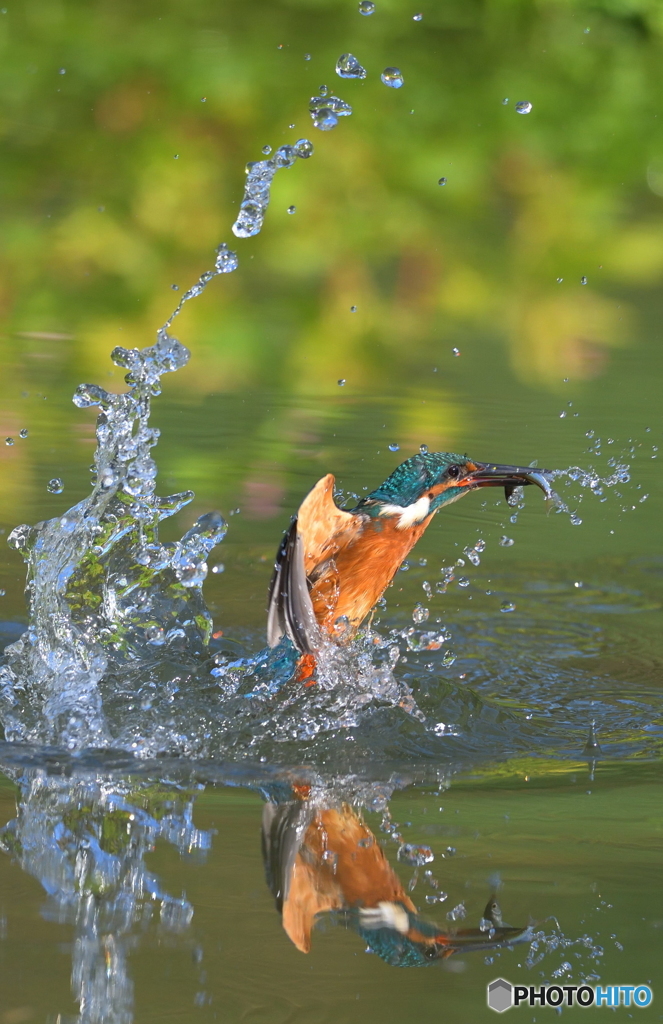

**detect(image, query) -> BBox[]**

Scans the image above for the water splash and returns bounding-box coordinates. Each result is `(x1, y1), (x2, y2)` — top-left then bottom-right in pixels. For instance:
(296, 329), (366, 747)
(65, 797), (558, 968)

(161, 243), (238, 328)
(232, 141), (314, 238)
(546, 460), (633, 525)
(0, 327), (228, 750)
(0, 771), (211, 1024)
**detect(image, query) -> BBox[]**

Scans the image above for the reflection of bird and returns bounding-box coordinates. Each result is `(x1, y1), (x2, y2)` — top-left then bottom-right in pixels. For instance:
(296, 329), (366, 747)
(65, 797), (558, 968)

(261, 796), (531, 965)
(267, 452), (552, 658)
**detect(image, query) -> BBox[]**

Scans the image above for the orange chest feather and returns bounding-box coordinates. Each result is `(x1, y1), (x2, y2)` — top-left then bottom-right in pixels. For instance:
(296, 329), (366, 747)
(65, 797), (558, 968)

(309, 513), (434, 632)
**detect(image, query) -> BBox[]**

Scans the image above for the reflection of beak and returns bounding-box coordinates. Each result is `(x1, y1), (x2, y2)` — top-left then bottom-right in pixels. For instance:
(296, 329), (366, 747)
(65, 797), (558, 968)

(465, 462), (554, 504)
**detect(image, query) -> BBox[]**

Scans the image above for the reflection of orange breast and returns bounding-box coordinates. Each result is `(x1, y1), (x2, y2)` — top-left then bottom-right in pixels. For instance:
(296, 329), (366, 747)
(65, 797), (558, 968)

(310, 514), (434, 634)
(282, 804), (414, 953)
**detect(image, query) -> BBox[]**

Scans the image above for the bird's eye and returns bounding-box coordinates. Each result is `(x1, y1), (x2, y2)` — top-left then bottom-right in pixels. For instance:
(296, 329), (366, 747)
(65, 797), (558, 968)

(447, 464), (461, 479)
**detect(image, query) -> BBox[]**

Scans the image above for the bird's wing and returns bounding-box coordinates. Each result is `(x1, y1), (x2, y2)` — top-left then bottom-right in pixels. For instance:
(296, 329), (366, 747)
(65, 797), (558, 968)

(267, 474), (360, 652)
(261, 800), (343, 954)
(266, 519), (322, 652)
(261, 801), (315, 912)
(296, 474), (360, 576)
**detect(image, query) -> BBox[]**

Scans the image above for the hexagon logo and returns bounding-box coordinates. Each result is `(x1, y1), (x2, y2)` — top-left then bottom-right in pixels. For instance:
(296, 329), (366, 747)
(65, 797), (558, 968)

(487, 978), (513, 1013)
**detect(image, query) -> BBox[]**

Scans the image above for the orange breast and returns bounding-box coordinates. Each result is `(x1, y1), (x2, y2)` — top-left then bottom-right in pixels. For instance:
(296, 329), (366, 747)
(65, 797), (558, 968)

(281, 804), (415, 951)
(310, 513), (434, 635)
(294, 473), (436, 640)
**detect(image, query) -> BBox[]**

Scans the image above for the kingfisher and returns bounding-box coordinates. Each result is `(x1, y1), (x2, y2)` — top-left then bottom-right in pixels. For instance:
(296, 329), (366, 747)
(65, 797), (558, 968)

(261, 792), (532, 964)
(267, 451), (552, 661)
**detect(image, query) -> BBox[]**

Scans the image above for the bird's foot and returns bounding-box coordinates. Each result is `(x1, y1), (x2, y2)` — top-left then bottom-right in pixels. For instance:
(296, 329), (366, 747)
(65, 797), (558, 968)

(296, 653), (318, 687)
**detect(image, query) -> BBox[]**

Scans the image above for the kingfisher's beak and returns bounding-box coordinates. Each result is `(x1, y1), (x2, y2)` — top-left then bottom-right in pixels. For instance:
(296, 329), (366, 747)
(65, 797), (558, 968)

(465, 462), (554, 504)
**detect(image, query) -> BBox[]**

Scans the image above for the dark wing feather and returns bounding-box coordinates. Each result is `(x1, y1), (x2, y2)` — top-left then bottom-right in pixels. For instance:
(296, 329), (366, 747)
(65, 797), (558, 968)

(261, 800), (314, 913)
(266, 518), (322, 654)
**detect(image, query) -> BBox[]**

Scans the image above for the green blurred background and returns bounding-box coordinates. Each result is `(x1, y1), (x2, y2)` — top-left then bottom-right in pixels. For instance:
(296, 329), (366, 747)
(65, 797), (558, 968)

(0, 0), (662, 622)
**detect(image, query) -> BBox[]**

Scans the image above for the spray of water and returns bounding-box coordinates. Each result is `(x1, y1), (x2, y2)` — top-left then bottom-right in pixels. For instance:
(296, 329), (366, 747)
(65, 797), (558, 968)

(0, 132), (315, 751)
(0, 771), (211, 1024)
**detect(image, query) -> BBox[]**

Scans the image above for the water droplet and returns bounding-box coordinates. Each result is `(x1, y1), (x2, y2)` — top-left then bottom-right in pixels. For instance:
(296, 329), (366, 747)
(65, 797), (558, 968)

(171, 284), (179, 291)
(173, 154), (179, 160)
(515, 100), (532, 114)
(452, 347), (460, 356)
(420, 443), (428, 454)
(412, 603), (429, 623)
(19, 429), (28, 438)
(584, 26), (590, 33)
(336, 53), (367, 79)
(447, 902), (466, 921)
(381, 67), (404, 88)
(559, 411), (567, 418)
(441, 650), (456, 666)
(261, 145), (272, 155)
(312, 107), (338, 131)
(388, 443), (400, 452)
(570, 513), (582, 525)
(500, 600), (516, 612)
(358, 0), (375, 13)
(458, 577), (470, 588)
(581, 275), (588, 285)
(499, 536), (514, 547)
(293, 138), (314, 158)
(201, 96), (206, 102)
(438, 177), (447, 186)
(58, 67), (66, 75)
(0, 590), (5, 597)
(309, 93), (352, 131)
(464, 545), (481, 566)
(413, 12), (423, 20)
(5, 437), (14, 446)
(398, 843), (434, 866)
(215, 243), (239, 273)
(287, 205), (296, 214)
(47, 478), (64, 494)
(557, 277), (563, 283)
(145, 625), (165, 645)
(338, 378), (346, 386)
(502, 97), (509, 105)
(211, 563), (225, 574)
(98, 467), (117, 490)
(586, 430), (595, 438)
(304, 53), (311, 61)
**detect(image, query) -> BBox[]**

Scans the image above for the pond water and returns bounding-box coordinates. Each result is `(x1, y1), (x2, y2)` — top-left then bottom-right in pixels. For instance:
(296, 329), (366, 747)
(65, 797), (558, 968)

(0, 1), (662, 1021)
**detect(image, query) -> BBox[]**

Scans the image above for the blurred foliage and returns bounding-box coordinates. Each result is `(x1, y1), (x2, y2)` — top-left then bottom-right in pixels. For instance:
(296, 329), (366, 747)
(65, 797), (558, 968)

(0, 0), (662, 532)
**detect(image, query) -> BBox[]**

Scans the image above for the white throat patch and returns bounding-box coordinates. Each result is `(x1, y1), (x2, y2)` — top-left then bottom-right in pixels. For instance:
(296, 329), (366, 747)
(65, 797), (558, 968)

(379, 494), (431, 530)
